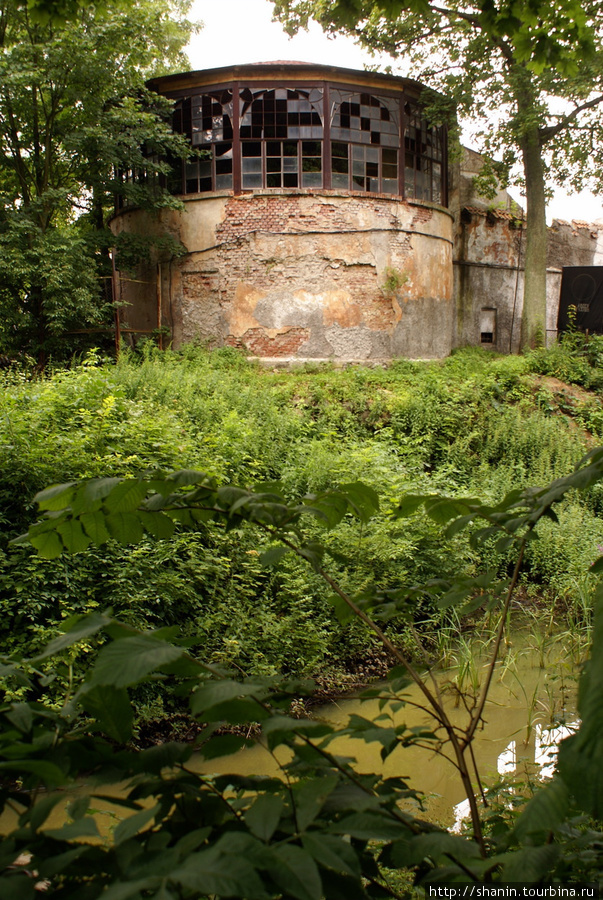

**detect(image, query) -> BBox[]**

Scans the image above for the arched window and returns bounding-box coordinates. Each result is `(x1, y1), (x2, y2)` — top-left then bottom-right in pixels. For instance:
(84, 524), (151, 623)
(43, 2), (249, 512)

(330, 90), (400, 194)
(239, 87), (324, 189)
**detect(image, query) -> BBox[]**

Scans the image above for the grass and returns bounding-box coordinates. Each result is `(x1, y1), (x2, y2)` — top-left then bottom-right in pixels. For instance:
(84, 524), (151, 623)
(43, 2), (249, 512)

(0, 341), (601, 708)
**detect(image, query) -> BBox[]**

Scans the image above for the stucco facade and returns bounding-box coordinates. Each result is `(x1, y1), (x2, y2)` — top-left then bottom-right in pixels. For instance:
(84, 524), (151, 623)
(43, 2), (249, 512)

(112, 190), (453, 360)
(452, 206), (603, 353)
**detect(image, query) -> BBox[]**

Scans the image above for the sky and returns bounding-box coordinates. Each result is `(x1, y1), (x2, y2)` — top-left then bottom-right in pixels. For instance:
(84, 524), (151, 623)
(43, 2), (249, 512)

(186, 0), (603, 225)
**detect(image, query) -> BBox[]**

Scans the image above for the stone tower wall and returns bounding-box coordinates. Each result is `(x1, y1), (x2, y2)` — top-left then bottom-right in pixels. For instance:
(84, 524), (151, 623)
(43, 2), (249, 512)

(112, 190), (454, 360)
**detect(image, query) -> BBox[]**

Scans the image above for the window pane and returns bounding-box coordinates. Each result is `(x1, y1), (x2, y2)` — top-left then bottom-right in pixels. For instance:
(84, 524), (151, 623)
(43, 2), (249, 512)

(332, 156), (349, 174)
(242, 142), (262, 157)
(302, 171), (322, 187)
(242, 158), (262, 173)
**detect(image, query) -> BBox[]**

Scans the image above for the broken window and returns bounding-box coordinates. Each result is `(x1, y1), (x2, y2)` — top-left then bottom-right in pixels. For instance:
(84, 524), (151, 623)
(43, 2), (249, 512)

(178, 91), (234, 192)
(164, 78), (446, 203)
(330, 90), (400, 194)
(240, 88), (324, 190)
(404, 101), (444, 203)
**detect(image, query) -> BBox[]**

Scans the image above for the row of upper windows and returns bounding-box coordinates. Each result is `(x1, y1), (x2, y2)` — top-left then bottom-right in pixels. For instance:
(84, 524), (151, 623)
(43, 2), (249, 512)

(170, 85), (446, 204)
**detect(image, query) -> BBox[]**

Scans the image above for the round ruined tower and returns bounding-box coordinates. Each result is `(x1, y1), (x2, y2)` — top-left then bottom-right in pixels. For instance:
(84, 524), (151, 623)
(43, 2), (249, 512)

(111, 62), (454, 360)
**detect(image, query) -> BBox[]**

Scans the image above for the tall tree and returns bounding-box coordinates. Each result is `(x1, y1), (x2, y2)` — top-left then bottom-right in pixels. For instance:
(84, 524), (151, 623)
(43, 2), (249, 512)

(0, 0), (194, 361)
(272, 0), (603, 349)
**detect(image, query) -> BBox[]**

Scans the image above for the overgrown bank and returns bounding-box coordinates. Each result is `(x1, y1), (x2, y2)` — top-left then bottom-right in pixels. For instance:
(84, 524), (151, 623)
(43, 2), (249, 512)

(1, 342), (602, 725)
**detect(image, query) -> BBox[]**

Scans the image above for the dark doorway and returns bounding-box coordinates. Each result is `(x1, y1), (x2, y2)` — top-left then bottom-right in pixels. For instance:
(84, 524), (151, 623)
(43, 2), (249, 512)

(558, 267), (603, 334)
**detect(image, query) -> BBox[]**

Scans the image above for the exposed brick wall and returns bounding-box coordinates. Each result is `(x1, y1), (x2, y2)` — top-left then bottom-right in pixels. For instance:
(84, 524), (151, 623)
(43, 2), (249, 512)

(226, 327), (310, 356)
(172, 191), (453, 358)
(216, 192), (416, 243)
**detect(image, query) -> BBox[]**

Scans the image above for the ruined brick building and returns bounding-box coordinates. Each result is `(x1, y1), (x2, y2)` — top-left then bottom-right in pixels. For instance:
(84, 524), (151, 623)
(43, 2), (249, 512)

(110, 62), (603, 360)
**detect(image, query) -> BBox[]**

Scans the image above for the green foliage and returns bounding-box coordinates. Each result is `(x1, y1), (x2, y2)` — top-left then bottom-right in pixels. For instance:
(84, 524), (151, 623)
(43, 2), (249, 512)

(0, 0), (195, 361)
(1, 345), (602, 706)
(2, 442), (603, 893)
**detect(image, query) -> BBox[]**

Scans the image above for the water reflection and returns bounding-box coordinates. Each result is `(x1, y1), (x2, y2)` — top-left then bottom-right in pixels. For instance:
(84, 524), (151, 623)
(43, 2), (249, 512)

(0, 635), (580, 836)
(452, 720), (578, 831)
(180, 638), (579, 831)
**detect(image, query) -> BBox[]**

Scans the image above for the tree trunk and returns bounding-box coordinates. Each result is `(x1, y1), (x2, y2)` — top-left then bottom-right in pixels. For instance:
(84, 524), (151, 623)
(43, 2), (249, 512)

(520, 124), (548, 349)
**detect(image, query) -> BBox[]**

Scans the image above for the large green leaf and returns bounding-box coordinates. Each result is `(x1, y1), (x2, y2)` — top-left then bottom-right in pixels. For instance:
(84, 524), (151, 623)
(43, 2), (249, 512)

(79, 510), (111, 544)
(113, 803), (161, 846)
(292, 774), (338, 831)
(138, 510), (175, 540)
(28, 528), (64, 559)
(31, 611), (111, 661)
(557, 581), (603, 817)
(269, 844), (323, 900)
(500, 844), (559, 882)
(44, 817), (100, 841)
(169, 846), (268, 899)
(103, 479), (149, 513)
(34, 481), (76, 511)
(5, 703), (33, 734)
(328, 811), (408, 841)
(56, 518), (92, 553)
(339, 482), (379, 522)
(190, 679), (269, 716)
(85, 635), (183, 688)
(301, 832), (360, 877)
(79, 684), (134, 743)
(105, 512), (145, 544)
(512, 778), (569, 845)
(245, 793), (284, 842)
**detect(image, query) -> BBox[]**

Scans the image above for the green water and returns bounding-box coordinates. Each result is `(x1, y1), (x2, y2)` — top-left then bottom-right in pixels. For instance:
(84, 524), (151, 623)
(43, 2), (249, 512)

(191, 634), (579, 828)
(0, 632), (580, 836)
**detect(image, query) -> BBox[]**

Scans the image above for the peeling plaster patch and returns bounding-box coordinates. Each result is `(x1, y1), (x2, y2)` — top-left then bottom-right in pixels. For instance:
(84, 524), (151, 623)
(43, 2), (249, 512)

(181, 273), (225, 344)
(321, 291), (364, 327)
(390, 296), (403, 326)
(113, 193), (454, 359)
(229, 283), (266, 336)
(325, 324), (373, 358)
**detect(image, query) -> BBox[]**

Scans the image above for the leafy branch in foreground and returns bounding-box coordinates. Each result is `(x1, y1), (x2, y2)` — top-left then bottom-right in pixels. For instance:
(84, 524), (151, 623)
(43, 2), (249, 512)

(2, 447), (603, 893)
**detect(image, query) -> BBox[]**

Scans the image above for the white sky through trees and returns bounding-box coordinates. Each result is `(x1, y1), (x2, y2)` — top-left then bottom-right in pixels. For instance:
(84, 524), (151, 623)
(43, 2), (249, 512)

(187, 0), (603, 224)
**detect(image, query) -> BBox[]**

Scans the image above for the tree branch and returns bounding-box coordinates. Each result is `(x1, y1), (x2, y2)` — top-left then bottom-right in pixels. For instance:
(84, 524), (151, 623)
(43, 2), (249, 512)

(540, 92), (603, 142)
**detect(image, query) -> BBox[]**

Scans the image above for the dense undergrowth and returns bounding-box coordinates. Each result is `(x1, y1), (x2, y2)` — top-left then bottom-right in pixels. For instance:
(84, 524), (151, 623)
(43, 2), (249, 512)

(1, 338), (602, 726)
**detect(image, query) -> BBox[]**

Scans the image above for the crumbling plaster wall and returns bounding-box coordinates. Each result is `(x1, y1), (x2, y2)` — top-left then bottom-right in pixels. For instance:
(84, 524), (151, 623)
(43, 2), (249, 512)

(451, 145), (603, 351)
(112, 191), (454, 360)
(452, 209), (603, 352)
